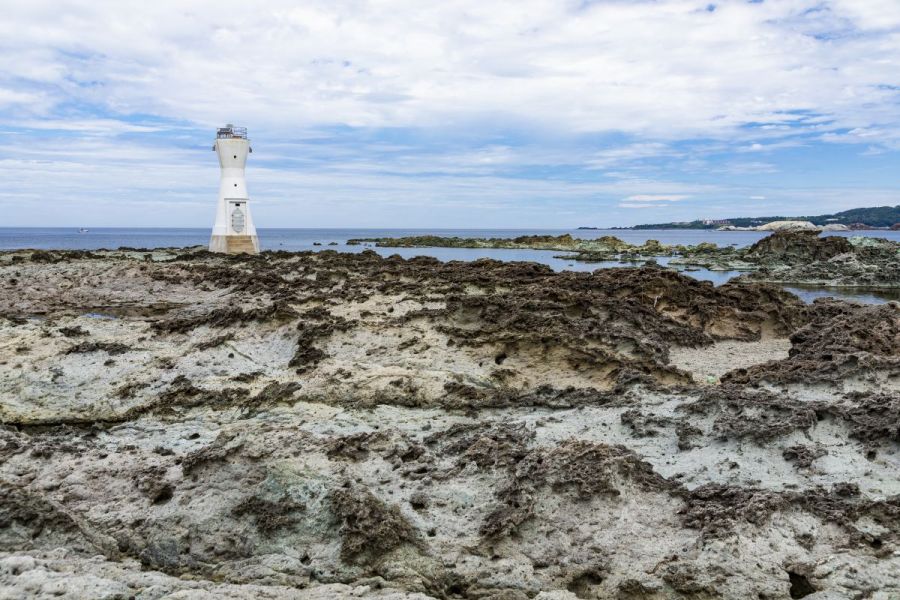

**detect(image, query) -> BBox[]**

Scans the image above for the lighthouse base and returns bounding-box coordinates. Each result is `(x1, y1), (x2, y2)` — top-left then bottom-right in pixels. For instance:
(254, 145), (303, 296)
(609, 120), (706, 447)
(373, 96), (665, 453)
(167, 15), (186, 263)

(209, 235), (259, 255)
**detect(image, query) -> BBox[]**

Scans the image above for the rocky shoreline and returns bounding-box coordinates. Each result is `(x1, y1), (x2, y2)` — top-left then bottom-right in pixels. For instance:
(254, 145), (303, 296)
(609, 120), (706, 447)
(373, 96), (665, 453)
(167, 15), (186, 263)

(1, 247), (899, 599)
(349, 231), (900, 289)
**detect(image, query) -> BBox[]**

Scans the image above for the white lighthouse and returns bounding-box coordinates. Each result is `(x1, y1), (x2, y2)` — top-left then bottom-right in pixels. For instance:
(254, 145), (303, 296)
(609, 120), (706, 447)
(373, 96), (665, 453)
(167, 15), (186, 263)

(209, 124), (259, 254)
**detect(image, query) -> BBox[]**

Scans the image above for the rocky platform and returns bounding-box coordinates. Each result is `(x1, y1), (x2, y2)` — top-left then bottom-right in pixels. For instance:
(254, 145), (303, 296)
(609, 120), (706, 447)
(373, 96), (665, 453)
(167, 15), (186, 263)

(350, 232), (900, 289)
(1, 248), (898, 599)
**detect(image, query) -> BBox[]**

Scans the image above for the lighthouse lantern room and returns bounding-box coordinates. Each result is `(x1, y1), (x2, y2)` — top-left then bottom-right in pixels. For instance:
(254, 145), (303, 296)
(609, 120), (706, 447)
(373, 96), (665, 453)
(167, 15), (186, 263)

(209, 124), (259, 254)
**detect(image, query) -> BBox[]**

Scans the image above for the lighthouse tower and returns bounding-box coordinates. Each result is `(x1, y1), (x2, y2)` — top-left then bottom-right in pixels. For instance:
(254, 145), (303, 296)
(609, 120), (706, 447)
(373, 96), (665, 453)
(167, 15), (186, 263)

(209, 124), (259, 254)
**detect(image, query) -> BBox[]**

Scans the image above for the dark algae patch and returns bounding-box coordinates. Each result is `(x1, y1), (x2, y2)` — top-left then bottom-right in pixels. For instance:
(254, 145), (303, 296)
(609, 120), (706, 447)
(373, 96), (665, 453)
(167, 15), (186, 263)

(329, 482), (420, 563)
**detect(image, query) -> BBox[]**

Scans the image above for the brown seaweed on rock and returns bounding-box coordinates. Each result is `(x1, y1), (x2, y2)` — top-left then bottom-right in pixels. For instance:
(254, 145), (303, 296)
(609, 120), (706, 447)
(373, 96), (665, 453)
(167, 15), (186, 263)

(231, 493), (305, 535)
(723, 299), (900, 385)
(65, 341), (130, 356)
(290, 308), (354, 372)
(679, 382), (900, 446)
(435, 421), (535, 472)
(26, 249), (102, 263)
(677, 482), (900, 546)
(677, 484), (791, 538)
(480, 440), (674, 539)
(152, 301), (298, 334)
(679, 386), (822, 442)
(833, 391), (900, 444)
(414, 266), (807, 389)
(106, 250), (814, 395)
(0, 481), (115, 556)
(744, 231), (853, 265)
(328, 482), (421, 563)
(782, 444), (828, 469)
(741, 231), (900, 288)
(544, 268), (801, 343)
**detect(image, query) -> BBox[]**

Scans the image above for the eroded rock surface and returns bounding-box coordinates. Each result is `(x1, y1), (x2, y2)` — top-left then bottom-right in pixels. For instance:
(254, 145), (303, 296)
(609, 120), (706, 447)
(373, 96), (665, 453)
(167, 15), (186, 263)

(351, 231), (900, 289)
(740, 232), (900, 288)
(1, 248), (898, 599)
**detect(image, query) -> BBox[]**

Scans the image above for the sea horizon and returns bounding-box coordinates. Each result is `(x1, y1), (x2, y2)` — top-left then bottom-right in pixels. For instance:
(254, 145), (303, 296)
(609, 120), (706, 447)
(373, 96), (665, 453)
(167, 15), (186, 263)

(3, 225), (898, 249)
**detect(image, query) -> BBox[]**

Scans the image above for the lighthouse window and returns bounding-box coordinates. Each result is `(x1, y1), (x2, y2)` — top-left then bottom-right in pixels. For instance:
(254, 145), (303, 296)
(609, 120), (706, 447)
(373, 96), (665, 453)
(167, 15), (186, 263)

(234, 183), (237, 187)
(231, 206), (245, 233)
(233, 155), (237, 159)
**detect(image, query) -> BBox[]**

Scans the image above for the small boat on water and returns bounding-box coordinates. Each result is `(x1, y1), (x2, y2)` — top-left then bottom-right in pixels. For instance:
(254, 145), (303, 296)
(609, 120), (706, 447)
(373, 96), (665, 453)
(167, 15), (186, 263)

(78, 228), (89, 233)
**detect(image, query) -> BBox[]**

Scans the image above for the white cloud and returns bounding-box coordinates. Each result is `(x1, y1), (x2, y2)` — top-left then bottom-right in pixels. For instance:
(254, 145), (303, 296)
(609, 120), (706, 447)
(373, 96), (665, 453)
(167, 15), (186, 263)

(586, 143), (677, 169)
(618, 203), (669, 209)
(0, 88), (45, 109)
(1, 1), (900, 226)
(14, 119), (168, 135)
(0, 134), (722, 226)
(623, 194), (690, 202)
(738, 140), (807, 153)
(830, 0), (900, 30)
(719, 161), (779, 175)
(1, 0), (899, 141)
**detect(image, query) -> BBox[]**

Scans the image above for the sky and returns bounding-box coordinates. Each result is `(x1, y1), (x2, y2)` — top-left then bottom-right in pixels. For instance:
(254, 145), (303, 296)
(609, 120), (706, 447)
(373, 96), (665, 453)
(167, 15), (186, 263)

(1, 0), (899, 228)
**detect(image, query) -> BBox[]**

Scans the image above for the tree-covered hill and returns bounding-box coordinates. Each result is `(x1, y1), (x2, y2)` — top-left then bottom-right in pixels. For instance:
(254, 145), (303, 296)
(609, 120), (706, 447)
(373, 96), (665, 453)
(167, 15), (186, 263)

(624, 205), (900, 230)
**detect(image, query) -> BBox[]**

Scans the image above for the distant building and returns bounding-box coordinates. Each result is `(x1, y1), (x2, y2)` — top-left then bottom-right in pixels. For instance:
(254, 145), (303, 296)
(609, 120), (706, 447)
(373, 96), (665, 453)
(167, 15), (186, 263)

(701, 218), (731, 226)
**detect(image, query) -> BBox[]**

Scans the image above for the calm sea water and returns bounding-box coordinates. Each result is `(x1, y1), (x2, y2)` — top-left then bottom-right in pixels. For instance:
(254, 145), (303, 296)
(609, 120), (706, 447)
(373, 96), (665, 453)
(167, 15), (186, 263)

(2, 227), (898, 304)
(0, 226), (778, 251)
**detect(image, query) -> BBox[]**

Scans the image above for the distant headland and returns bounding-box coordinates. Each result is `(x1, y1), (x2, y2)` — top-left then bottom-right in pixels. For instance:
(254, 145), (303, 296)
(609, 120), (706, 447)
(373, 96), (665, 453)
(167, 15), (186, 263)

(581, 204), (900, 231)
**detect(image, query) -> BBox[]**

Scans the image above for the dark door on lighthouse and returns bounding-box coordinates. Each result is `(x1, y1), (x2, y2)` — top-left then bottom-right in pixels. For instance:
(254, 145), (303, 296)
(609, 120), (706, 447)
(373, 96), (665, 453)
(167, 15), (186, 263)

(228, 201), (246, 234)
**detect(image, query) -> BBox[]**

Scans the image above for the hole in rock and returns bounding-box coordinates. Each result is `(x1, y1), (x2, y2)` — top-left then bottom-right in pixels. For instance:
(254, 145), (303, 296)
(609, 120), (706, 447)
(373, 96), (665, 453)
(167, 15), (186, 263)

(153, 485), (174, 505)
(567, 571), (604, 599)
(788, 571), (815, 599)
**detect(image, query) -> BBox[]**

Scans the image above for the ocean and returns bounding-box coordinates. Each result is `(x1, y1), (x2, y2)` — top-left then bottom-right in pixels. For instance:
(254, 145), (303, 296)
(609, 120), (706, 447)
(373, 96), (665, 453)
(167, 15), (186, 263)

(2, 227), (898, 304)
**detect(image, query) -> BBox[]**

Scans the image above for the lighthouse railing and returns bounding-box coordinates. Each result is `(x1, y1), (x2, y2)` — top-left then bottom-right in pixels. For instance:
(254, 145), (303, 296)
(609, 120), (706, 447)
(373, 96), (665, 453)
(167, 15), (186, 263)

(216, 126), (248, 139)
